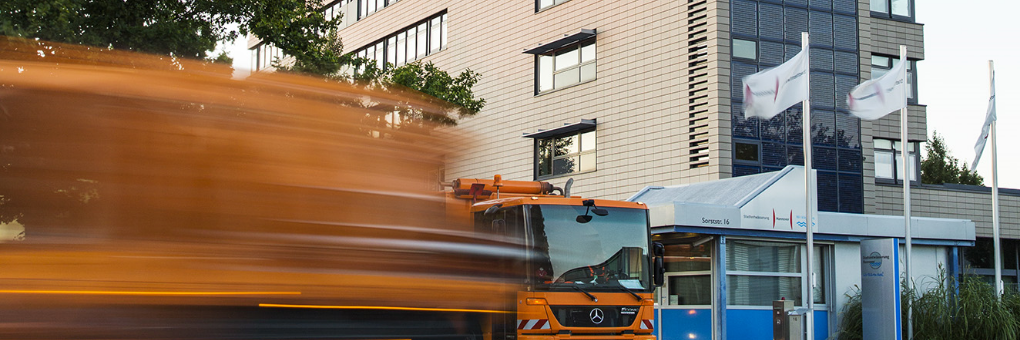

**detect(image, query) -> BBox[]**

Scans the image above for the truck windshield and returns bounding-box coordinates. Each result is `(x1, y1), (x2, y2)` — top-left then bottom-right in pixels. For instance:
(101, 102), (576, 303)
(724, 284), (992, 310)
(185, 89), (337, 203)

(527, 205), (651, 292)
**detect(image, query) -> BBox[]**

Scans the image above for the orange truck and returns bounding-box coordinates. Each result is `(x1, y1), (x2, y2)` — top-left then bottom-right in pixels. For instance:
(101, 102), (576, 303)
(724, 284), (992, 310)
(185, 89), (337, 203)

(446, 175), (665, 340)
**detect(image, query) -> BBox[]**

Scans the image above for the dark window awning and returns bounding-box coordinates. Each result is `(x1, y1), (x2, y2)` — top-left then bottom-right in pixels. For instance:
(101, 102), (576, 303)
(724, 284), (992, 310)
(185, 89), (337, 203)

(523, 119), (597, 139)
(522, 29), (597, 55)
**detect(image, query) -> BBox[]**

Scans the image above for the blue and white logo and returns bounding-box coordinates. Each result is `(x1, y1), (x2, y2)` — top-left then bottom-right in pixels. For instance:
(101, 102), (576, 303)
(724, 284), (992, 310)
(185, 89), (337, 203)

(863, 251), (884, 269)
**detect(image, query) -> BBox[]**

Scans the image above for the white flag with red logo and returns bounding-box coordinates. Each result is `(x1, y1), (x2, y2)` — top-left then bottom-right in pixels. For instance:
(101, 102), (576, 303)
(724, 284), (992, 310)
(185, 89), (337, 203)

(846, 59), (908, 120)
(742, 47), (810, 120)
(972, 70), (996, 171)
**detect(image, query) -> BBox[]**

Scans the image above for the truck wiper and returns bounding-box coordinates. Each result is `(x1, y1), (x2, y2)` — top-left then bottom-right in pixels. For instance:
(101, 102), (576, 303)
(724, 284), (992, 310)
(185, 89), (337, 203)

(573, 285), (597, 302)
(613, 282), (642, 301)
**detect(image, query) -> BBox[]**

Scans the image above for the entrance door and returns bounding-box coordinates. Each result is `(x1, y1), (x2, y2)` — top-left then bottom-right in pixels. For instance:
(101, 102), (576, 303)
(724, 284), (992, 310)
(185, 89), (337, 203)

(659, 238), (713, 340)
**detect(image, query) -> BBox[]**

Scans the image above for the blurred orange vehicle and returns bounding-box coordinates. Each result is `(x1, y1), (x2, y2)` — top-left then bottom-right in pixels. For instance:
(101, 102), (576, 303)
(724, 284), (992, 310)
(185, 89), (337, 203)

(0, 38), (663, 340)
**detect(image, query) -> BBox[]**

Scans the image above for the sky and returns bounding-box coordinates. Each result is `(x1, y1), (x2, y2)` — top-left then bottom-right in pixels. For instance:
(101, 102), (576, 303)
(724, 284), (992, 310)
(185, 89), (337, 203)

(222, 2), (1020, 188)
(917, 1), (1020, 189)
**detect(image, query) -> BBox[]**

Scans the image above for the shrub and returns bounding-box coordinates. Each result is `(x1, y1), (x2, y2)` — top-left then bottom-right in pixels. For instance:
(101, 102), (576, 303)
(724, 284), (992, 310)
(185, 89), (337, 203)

(835, 268), (1020, 340)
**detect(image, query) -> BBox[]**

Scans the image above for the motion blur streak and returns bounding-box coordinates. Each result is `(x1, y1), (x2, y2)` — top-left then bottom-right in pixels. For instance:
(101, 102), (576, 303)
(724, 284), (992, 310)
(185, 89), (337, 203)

(0, 290), (302, 296)
(0, 38), (512, 339)
(258, 304), (510, 314)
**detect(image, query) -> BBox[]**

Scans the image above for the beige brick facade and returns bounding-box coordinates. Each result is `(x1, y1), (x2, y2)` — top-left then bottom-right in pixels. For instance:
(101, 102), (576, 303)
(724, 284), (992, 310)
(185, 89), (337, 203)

(332, 0), (741, 200)
(250, 0), (1019, 241)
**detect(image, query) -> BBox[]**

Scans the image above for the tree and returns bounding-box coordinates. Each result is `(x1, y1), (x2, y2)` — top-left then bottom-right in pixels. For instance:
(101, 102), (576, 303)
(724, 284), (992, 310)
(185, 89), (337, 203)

(921, 131), (984, 186)
(1, 0), (484, 126)
(0, 0), (336, 63)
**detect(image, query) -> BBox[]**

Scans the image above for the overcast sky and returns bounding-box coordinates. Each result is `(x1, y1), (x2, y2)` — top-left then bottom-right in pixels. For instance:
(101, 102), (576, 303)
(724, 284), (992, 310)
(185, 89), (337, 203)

(917, 0), (1019, 189)
(225, 3), (1019, 188)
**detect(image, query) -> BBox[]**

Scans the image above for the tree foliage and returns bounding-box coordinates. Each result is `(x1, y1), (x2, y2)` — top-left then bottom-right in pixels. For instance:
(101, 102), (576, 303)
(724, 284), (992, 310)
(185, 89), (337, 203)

(1, 0), (485, 126)
(921, 131), (984, 186)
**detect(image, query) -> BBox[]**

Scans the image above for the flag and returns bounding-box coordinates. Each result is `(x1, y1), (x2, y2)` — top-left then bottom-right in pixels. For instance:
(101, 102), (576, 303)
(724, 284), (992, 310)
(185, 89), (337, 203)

(742, 47), (809, 119)
(847, 58), (908, 120)
(972, 70), (996, 171)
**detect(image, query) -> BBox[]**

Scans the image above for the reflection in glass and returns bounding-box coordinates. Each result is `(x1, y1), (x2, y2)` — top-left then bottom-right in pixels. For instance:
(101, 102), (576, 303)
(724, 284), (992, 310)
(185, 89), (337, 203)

(728, 276), (802, 306)
(870, 0), (888, 13)
(581, 44), (596, 63)
(539, 56), (554, 92)
(669, 275), (711, 305)
(875, 150), (893, 179)
(579, 153), (595, 172)
(529, 205), (651, 291)
(735, 143), (758, 162)
(580, 131), (596, 151)
(891, 0), (910, 16)
(733, 39), (757, 60)
(555, 49), (579, 71)
(553, 156), (577, 175)
(538, 139), (553, 176)
(580, 63), (596, 83)
(554, 68), (579, 88)
(727, 240), (801, 273)
(556, 135), (578, 156)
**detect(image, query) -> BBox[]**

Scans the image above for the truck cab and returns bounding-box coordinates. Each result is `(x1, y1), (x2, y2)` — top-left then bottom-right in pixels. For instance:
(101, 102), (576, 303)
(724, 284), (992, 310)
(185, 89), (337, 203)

(449, 177), (664, 340)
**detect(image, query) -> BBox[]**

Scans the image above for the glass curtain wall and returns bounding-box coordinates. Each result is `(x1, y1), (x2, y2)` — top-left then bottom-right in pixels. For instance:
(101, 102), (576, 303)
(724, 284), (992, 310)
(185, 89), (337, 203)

(730, 0), (863, 213)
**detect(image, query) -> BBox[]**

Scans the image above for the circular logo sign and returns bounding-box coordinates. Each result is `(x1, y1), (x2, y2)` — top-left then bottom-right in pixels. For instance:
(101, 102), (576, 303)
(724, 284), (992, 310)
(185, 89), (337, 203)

(867, 251), (882, 269)
(589, 308), (605, 324)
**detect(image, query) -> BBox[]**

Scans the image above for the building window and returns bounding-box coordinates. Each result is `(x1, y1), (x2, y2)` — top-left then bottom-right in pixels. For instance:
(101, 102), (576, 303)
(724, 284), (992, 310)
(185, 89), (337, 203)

(536, 40), (596, 94)
(871, 55), (917, 103)
(251, 43), (285, 72)
(664, 242), (713, 306)
(348, 12), (447, 73)
(870, 0), (913, 21)
(735, 142), (760, 163)
(537, 0), (570, 12)
(874, 138), (918, 182)
(726, 241), (830, 306)
(732, 39), (757, 60)
(536, 129), (596, 179)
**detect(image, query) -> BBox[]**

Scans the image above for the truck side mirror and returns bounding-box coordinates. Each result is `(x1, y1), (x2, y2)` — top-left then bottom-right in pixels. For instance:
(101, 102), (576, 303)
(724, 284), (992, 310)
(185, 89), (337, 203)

(652, 242), (665, 286)
(654, 256), (665, 287)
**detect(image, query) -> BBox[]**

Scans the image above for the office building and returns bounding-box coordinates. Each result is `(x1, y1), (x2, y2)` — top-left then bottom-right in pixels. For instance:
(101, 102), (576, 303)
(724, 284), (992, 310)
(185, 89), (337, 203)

(249, 0), (1020, 338)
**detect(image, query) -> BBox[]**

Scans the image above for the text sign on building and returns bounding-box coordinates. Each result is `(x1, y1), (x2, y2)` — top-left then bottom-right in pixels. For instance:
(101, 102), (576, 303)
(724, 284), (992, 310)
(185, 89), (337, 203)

(739, 167), (817, 232)
(860, 238), (902, 340)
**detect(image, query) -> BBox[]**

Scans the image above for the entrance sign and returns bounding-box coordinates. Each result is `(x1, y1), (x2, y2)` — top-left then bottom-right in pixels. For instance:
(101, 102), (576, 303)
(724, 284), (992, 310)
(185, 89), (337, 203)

(860, 238), (901, 340)
(739, 167), (817, 232)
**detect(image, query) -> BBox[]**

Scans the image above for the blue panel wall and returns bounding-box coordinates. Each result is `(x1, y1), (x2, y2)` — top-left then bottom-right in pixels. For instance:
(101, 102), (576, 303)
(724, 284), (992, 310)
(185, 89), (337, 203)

(725, 309), (830, 340)
(726, 309), (772, 339)
(659, 308), (712, 340)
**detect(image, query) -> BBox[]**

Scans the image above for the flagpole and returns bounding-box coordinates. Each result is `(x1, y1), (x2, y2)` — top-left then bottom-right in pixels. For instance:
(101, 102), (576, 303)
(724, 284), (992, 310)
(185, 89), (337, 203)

(801, 31), (815, 340)
(990, 60), (1002, 298)
(898, 45), (913, 340)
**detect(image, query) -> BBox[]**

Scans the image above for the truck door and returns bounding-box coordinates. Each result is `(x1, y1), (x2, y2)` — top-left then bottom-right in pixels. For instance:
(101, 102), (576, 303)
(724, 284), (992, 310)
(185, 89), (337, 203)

(474, 206), (525, 340)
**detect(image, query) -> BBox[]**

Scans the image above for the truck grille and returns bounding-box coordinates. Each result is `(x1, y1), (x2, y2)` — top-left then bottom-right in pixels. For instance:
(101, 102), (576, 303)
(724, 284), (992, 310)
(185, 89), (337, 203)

(549, 306), (638, 328)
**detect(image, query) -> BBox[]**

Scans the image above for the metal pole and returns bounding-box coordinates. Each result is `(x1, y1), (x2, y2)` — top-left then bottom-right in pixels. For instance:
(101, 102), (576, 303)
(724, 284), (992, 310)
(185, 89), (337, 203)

(801, 31), (815, 340)
(898, 45), (912, 340)
(990, 60), (1002, 298)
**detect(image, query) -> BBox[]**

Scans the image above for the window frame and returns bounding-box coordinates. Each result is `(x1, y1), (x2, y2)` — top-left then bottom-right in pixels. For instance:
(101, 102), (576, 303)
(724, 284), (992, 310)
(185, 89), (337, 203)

(536, 0), (571, 12)
(725, 239), (831, 308)
(534, 39), (597, 95)
(870, 0), (914, 22)
(873, 138), (919, 184)
(348, 11), (447, 73)
(732, 38), (757, 61)
(534, 128), (596, 180)
(734, 140), (762, 165)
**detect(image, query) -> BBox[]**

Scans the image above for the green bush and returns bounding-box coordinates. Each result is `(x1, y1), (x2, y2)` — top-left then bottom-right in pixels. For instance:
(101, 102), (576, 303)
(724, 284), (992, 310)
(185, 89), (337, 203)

(834, 269), (1020, 340)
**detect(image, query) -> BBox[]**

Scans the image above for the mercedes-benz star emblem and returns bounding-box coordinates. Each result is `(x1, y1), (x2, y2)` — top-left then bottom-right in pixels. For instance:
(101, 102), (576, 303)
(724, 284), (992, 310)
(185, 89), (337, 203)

(589, 308), (605, 324)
